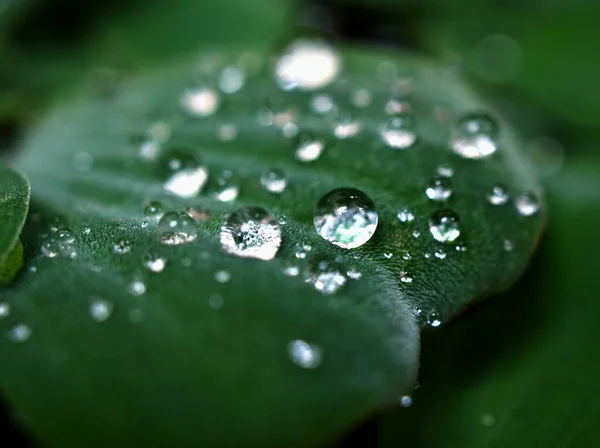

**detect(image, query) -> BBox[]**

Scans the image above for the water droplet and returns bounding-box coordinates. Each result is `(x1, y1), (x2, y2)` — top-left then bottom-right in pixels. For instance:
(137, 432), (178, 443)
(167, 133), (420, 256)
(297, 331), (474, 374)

(90, 299), (113, 322)
(276, 40), (341, 91)
(113, 239), (131, 255)
(412, 230), (421, 239)
(333, 111), (361, 139)
(215, 270), (231, 283)
(282, 122), (299, 138)
(6, 323), (31, 342)
(402, 251), (412, 261)
(294, 242), (312, 259)
(351, 88), (373, 108)
(310, 93), (336, 114)
(288, 339), (322, 368)
(220, 207), (282, 261)
(429, 209), (461, 243)
(0, 302), (11, 318)
(305, 256), (347, 295)
(295, 132), (326, 162)
(347, 267), (362, 280)
(397, 208), (415, 223)
(41, 228), (77, 259)
(385, 98), (410, 115)
(380, 113), (417, 149)
(218, 66), (246, 94)
(515, 192), (540, 216)
(158, 147), (208, 198)
(437, 165), (454, 177)
(400, 271), (413, 283)
(143, 254), (166, 273)
(487, 185), (509, 205)
(314, 188), (378, 249)
(434, 248), (447, 259)
(399, 395), (413, 407)
(212, 170), (239, 202)
(426, 311), (442, 327)
(455, 242), (468, 252)
(278, 215), (287, 225)
(129, 279), (147, 296)
(426, 176), (453, 201)
(261, 168), (288, 194)
(451, 113), (498, 159)
(282, 262), (301, 277)
(217, 123), (238, 141)
(503, 239), (514, 252)
(181, 87), (220, 117)
(208, 294), (224, 309)
(144, 201), (164, 220)
(158, 211), (198, 245)
(383, 252), (393, 259)
(481, 414), (496, 427)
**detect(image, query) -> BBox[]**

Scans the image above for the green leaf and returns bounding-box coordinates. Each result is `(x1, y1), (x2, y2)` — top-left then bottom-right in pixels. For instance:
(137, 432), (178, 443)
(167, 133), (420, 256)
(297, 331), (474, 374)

(0, 164), (29, 282)
(0, 46), (543, 446)
(378, 159), (600, 446)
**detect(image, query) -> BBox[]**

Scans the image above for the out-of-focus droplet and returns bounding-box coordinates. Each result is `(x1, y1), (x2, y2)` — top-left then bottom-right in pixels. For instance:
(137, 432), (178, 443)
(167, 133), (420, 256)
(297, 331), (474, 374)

(261, 168), (288, 193)
(218, 66), (246, 94)
(288, 339), (322, 368)
(515, 192), (540, 217)
(180, 87), (220, 117)
(426, 176), (453, 201)
(295, 132), (326, 162)
(451, 113), (498, 159)
(158, 147), (208, 198)
(306, 255), (347, 295)
(90, 299), (113, 322)
(380, 113), (417, 149)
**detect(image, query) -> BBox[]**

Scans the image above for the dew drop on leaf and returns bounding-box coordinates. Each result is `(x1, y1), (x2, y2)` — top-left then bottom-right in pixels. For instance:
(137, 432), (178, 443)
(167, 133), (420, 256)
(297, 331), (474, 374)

(310, 93), (336, 115)
(426, 176), (453, 201)
(397, 208), (415, 223)
(113, 239), (132, 255)
(0, 302), (11, 318)
(217, 66), (246, 94)
(42, 228), (77, 259)
(6, 323), (31, 343)
(487, 185), (510, 205)
(158, 147), (208, 198)
(305, 255), (347, 295)
(333, 111), (361, 139)
(451, 113), (498, 159)
(158, 211), (198, 246)
(314, 188), (378, 249)
(426, 311), (442, 327)
(143, 254), (166, 273)
(215, 270), (232, 283)
(220, 207), (282, 261)
(260, 168), (288, 194)
(515, 192), (540, 216)
(90, 299), (113, 322)
(288, 339), (322, 369)
(380, 113), (417, 149)
(144, 201), (164, 220)
(295, 132), (326, 162)
(180, 87), (220, 117)
(399, 395), (413, 407)
(429, 209), (461, 243)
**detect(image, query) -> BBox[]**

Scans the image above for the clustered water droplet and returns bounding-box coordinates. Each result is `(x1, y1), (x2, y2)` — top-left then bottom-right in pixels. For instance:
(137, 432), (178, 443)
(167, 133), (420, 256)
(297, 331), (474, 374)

(41, 229), (77, 259)
(314, 188), (378, 249)
(220, 207), (282, 260)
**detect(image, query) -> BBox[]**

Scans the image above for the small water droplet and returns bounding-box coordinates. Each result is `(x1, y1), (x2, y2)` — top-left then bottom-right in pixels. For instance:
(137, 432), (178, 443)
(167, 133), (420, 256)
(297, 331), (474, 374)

(129, 279), (147, 296)
(399, 395), (413, 407)
(113, 239), (131, 255)
(282, 262), (301, 277)
(6, 323), (31, 342)
(41, 228), (77, 259)
(215, 270), (231, 283)
(503, 239), (514, 252)
(383, 252), (393, 259)
(276, 40), (341, 91)
(282, 122), (299, 138)
(333, 111), (361, 139)
(481, 414), (496, 427)
(397, 208), (415, 223)
(515, 192), (540, 216)
(412, 230), (421, 239)
(434, 248), (447, 259)
(451, 113), (499, 159)
(181, 87), (220, 117)
(158, 147), (208, 198)
(220, 207), (282, 260)
(90, 299), (113, 322)
(212, 170), (240, 202)
(306, 255), (347, 295)
(0, 302), (11, 318)
(295, 132), (326, 162)
(314, 188), (378, 249)
(385, 98), (410, 115)
(429, 209), (461, 243)
(144, 201), (164, 220)
(351, 88), (373, 108)
(437, 165), (454, 177)
(380, 113), (417, 149)
(400, 271), (413, 283)
(455, 242), (468, 252)
(143, 254), (166, 273)
(426, 311), (442, 327)
(347, 267), (363, 280)
(310, 93), (336, 114)
(487, 185), (509, 205)
(261, 168), (288, 194)
(158, 211), (198, 245)
(218, 66), (246, 94)
(426, 176), (453, 201)
(288, 339), (322, 368)
(208, 294), (224, 309)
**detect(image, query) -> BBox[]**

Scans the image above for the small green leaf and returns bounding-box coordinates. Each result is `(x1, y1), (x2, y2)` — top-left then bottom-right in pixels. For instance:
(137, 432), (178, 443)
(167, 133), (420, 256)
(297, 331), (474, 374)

(0, 164), (30, 281)
(0, 46), (543, 446)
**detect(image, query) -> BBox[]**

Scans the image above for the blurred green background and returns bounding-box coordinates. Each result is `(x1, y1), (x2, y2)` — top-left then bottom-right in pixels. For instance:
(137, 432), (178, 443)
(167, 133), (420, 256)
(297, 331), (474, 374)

(1, 0), (599, 446)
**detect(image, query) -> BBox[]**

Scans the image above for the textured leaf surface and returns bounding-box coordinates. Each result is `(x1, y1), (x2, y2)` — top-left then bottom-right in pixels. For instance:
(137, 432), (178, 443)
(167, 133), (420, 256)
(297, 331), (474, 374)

(0, 165), (29, 268)
(0, 47), (543, 446)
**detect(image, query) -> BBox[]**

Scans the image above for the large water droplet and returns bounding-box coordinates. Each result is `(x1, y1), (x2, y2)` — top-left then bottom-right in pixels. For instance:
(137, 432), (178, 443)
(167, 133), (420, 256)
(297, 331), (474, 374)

(314, 188), (378, 249)
(180, 87), (220, 117)
(288, 339), (322, 368)
(306, 255), (347, 295)
(261, 168), (288, 193)
(381, 113), (417, 149)
(220, 207), (282, 261)
(487, 185), (509, 205)
(515, 192), (540, 216)
(451, 113), (498, 159)
(295, 132), (326, 162)
(158, 211), (198, 245)
(158, 147), (208, 198)
(429, 209), (461, 243)
(425, 176), (453, 201)
(275, 40), (341, 91)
